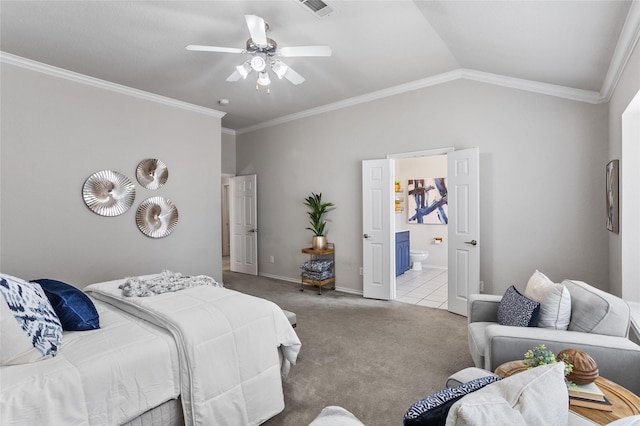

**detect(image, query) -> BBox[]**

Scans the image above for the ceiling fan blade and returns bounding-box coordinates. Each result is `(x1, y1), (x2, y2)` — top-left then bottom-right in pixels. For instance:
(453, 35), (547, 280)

(226, 70), (243, 82)
(245, 15), (268, 46)
(278, 45), (332, 57)
(186, 45), (244, 54)
(283, 66), (305, 85)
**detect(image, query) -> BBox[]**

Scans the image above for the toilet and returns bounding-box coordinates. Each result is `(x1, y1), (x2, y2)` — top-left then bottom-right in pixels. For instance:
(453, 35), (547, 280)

(410, 250), (429, 271)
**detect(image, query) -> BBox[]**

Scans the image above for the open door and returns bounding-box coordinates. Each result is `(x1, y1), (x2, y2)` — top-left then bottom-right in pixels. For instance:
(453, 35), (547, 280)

(229, 174), (258, 275)
(362, 159), (395, 300)
(447, 148), (480, 316)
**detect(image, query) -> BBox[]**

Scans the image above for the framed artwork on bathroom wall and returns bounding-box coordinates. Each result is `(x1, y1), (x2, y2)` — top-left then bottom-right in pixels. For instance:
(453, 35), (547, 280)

(407, 177), (448, 224)
(606, 159), (619, 233)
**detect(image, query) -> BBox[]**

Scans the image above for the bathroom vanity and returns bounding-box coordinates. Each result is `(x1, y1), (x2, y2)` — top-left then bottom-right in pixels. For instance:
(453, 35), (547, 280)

(395, 231), (410, 276)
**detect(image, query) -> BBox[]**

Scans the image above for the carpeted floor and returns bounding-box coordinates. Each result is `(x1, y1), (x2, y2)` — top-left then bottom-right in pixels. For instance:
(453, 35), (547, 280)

(223, 271), (475, 426)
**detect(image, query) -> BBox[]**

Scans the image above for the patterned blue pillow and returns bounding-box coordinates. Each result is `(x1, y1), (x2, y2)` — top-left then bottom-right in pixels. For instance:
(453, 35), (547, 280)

(403, 375), (502, 425)
(0, 274), (62, 357)
(32, 279), (100, 331)
(497, 285), (541, 327)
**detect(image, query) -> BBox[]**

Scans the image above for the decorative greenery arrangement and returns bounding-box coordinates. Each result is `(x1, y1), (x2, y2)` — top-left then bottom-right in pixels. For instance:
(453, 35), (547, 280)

(523, 344), (575, 387)
(304, 192), (335, 236)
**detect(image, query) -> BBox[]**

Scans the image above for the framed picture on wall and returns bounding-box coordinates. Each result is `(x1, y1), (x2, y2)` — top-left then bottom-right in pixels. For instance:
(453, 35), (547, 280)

(606, 159), (619, 233)
(407, 177), (448, 224)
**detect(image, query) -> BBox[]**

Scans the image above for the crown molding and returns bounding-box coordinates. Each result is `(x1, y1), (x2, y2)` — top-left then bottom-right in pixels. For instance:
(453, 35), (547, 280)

(236, 70), (463, 134)
(221, 127), (236, 136)
(459, 69), (603, 104)
(0, 52), (226, 119)
(600, 0), (640, 102)
(236, 68), (603, 134)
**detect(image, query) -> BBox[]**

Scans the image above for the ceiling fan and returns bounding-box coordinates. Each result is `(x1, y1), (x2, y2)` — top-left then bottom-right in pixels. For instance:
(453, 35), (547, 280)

(186, 14), (331, 93)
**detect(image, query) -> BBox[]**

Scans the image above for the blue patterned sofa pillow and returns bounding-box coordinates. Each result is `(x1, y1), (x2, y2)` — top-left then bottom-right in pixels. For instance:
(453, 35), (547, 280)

(403, 375), (502, 426)
(32, 279), (100, 331)
(497, 285), (540, 327)
(0, 274), (62, 358)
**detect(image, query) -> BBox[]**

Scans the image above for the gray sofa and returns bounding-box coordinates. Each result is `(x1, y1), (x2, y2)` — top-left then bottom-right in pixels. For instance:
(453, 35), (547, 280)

(467, 279), (640, 395)
(446, 366), (640, 426)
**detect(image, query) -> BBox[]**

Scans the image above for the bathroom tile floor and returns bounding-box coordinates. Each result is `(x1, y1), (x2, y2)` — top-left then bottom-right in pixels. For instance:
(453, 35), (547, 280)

(396, 267), (448, 310)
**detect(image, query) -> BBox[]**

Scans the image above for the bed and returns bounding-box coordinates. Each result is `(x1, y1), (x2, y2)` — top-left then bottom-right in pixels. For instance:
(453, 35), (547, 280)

(0, 272), (301, 426)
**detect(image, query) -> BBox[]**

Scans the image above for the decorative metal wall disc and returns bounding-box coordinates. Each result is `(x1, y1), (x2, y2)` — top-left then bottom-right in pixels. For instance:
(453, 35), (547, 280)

(136, 196), (179, 238)
(136, 159), (168, 190)
(82, 170), (135, 216)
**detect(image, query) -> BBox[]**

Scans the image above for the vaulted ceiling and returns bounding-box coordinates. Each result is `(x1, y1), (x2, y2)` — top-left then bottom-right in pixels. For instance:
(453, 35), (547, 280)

(1, 1), (637, 131)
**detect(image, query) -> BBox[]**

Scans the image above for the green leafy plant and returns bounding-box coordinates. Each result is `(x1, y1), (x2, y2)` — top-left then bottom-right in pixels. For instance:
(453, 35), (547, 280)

(304, 192), (335, 236)
(523, 344), (574, 387)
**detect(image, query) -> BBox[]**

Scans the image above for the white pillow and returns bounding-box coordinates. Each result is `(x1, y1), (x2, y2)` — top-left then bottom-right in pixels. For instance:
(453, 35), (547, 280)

(0, 293), (47, 365)
(524, 270), (571, 330)
(524, 270), (554, 301)
(0, 274), (62, 365)
(446, 363), (568, 426)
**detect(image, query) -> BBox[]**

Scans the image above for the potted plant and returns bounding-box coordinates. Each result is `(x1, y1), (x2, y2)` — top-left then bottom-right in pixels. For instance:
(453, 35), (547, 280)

(304, 192), (335, 249)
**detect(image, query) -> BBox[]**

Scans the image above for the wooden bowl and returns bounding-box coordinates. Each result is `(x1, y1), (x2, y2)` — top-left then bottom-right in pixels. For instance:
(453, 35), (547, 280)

(557, 348), (599, 384)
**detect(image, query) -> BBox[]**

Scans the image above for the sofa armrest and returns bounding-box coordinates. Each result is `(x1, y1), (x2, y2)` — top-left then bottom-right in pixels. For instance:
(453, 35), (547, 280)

(468, 294), (502, 323)
(445, 367), (499, 388)
(483, 324), (640, 395)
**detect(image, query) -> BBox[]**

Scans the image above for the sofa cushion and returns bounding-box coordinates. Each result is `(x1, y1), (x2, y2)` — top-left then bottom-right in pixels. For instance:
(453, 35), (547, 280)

(497, 286), (540, 327)
(563, 280), (630, 337)
(524, 271), (571, 330)
(310, 406), (364, 426)
(446, 363), (568, 426)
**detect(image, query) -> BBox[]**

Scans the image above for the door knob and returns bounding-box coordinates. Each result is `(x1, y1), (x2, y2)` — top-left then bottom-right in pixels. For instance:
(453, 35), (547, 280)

(363, 233), (372, 239)
(248, 229), (257, 233)
(464, 240), (477, 246)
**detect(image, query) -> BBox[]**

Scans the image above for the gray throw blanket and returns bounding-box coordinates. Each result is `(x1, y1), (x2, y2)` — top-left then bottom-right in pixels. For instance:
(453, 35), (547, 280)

(119, 270), (222, 297)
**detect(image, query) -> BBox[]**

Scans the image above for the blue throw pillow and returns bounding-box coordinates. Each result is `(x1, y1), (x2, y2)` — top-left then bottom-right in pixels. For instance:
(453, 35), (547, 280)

(32, 279), (100, 331)
(497, 285), (540, 327)
(403, 375), (502, 426)
(0, 274), (62, 357)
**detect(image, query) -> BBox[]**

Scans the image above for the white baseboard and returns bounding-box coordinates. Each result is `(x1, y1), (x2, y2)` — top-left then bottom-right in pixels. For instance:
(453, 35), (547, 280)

(335, 286), (363, 296)
(258, 272), (363, 296)
(259, 273), (299, 284)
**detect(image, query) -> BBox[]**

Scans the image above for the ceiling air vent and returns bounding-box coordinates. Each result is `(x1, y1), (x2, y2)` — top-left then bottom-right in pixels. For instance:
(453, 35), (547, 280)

(299, 0), (334, 18)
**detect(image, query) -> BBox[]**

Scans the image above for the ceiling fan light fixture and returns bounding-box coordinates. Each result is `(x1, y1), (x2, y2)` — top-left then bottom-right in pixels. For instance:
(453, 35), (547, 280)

(250, 56), (267, 72)
(272, 61), (289, 79)
(257, 71), (271, 86)
(236, 62), (251, 79)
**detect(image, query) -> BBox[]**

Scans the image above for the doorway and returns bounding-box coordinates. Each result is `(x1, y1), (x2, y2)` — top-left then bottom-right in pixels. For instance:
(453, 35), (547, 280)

(362, 147), (479, 316)
(393, 154), (449, 310)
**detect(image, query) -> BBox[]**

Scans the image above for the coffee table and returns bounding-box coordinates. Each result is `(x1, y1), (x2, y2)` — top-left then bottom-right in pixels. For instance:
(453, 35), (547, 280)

(494, 360), (640, 425)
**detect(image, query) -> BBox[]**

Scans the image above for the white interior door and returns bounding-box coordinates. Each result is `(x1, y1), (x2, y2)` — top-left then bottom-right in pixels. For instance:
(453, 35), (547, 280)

(229, 174), (258, 275)
(447, 148), (480, 316)
(362, 159), (395, 300)
(221, 182), (230, 257)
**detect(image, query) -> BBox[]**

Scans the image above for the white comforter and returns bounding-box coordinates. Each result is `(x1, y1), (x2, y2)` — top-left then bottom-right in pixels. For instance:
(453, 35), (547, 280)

(85, 277), (301, 426)
(0, 299), (180, 426)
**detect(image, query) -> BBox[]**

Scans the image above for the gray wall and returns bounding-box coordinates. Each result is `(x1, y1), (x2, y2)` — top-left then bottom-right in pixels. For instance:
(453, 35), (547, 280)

(221, 130), (236, 175)
(608, 38), (640, 297)
(1, 63), (223, 287)
(236, 79), (609, 295)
